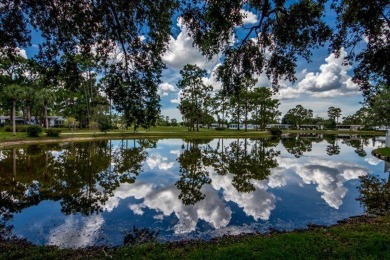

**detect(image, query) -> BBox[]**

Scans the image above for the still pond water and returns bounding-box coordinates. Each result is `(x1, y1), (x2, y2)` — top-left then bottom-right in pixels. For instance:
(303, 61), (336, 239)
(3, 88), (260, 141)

(0, 134), (388, 248)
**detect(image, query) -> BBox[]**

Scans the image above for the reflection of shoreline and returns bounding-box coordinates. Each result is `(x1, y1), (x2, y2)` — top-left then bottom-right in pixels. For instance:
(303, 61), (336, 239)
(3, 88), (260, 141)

(0, 136), (382, 247)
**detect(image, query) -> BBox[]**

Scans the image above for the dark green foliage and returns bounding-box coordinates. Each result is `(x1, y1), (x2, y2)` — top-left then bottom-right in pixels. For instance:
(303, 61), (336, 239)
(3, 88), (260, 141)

(26, 125), (42, 137)
(357, 175), (390, 215)
(177, 64), (212, 131)
(181, 0), (332, 92)
(323, 119), (337, 130)
(332, 0), (389, 99)
(45, 129), (61, 137)
(97, 115), (112, 133)
(215, 127), (226, 131)
(269, 127), (282, 136)
(282, 105), (313, 126)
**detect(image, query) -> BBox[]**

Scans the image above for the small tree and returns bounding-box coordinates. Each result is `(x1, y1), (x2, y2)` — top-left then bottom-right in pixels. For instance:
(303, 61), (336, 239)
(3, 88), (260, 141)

(177, 64), (212, 131)
(96, 114), (112, 133)
(65, 117), (79, 134)
(2, 84), (25, 136)
(327, 106), (342, 124)
(88, 120), (99, 135)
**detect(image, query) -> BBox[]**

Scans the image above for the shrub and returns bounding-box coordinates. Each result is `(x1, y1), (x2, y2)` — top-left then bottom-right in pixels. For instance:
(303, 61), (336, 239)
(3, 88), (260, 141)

(45, 128), (61, 137)
(96, 115), (112, 133)
(269, 127), (282, 136)
(215, 127), (226, 131)
(26, 125), (42, 137)
(16, 125), (27, 132)
(4, 125), (27, 132)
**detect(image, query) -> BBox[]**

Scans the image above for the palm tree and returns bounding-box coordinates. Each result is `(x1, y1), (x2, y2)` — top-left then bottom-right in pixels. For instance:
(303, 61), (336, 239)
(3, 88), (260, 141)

(34, 88), (55, 129)
(22, 86), (35, 125)
(2, 84), (25, 135)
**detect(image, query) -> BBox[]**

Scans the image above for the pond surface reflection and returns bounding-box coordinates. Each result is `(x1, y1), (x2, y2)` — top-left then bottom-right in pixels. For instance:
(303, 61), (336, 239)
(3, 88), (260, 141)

(0, 135), (388, 247)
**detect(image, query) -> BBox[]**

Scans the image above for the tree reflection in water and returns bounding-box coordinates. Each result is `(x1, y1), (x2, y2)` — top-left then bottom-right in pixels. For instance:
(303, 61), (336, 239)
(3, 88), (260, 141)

(175, 139), (212, 205)
(223, 138), (280, 193)
(281, 135), (313, 158)
(175, 138), (280, 205)
(324, 135), (341, 156)
(357, 175), (390, 215)
(0, 140), (150, 239)
(343, 137), (369, 157)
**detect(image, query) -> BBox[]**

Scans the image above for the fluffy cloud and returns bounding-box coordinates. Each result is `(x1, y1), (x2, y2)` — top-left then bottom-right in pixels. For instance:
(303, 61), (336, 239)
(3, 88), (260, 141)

(202, 63), (223, 92)
(277, 157), (368, 209)
(270, 49), (360, 100)
(297, 49), (359, 97)
(170, 89), (183, 104)
(240, 9), (258, 25)
(48, 215), (104, 248)
(17, 48), (27, 59)
(163, 18), (219, 71)
(132, 185), (232, 234)
(158, 82), (176, 96)
(146, 153), (175, 170)
(209, 169), (276, 221)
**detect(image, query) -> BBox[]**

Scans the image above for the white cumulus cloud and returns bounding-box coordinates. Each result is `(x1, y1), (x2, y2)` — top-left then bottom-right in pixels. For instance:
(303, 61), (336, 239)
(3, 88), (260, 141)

(162, 18), (219, 71)
(240, 9), (258, 25)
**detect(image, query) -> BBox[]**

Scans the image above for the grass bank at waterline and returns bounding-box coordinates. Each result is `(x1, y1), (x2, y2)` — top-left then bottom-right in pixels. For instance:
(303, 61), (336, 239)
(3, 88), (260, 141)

(1, 215), (390, 259)
(372, 147), (390, 161)
(0, 126), (385, 148)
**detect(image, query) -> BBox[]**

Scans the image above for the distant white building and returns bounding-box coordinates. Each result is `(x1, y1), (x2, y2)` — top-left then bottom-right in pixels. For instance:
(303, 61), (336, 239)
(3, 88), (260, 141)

(266, 124), (291, 129)
(299, 124), (323, 130)
(0, 116), (25, 125)
(0, 115), (65, 127)
(210, 123), (228, 128)
(336, 125), (363, 131)
(228, 124), (259, 130)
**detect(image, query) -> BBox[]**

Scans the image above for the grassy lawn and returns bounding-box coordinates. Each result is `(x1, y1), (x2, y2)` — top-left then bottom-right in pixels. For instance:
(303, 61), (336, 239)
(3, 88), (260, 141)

(0, 126), (386, 147)
(373, 147), (390, 157)
(1, 215), (390, 259)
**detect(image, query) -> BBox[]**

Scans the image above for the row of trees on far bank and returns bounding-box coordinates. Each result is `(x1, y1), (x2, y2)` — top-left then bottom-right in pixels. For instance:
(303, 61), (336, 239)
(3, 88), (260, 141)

(177, 64), (281, 132)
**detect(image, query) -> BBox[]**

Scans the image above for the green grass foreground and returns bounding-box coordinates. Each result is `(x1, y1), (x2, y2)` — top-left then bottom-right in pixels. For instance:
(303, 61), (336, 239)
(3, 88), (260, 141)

(0, 126), (385, 148)
(373, 147), (390, 157)
(1, 215), (390, 259)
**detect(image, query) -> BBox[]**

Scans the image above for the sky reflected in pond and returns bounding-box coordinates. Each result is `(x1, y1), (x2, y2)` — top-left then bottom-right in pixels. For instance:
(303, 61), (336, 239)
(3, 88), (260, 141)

(0, 135), (388, 248)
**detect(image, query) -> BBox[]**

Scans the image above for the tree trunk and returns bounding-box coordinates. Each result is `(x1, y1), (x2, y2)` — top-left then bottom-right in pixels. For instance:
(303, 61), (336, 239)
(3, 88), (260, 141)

(45, 104), (49, 129)
(27, 102), (31, 125)
(13, 148), (16, 183)
(245, 102), (248, 132)
(237, 105), (240, 131)
(12, 100), (16, 136)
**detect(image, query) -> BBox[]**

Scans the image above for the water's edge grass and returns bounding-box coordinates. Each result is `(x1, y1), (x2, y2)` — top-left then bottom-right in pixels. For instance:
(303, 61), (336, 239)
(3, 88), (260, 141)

(1, 215), (389, 259)
(0, 127), (385, 148)
(372, 147), (390, 161)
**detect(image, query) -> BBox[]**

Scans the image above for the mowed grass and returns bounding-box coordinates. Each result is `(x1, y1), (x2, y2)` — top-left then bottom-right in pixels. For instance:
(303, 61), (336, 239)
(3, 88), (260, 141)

(0, 126), (386, 147)
(373, 147), (390, 157)
(1, 215), (390, 259)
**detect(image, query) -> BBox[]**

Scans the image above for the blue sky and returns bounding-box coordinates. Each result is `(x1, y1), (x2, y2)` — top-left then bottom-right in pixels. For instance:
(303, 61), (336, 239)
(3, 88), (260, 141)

(23, 5), (365, 121)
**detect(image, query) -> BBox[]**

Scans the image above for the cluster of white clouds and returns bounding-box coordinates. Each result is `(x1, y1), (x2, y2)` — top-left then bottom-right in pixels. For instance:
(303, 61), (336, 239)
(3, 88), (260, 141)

(276, 157), (368, 209)
(146, 153), (175, 170)
(162, 18), (219, 71)
(158, 13), (362, 118)
(273, 49), (359, 100)
(158, 82), (176, 97)
(239, 9), (258, 25)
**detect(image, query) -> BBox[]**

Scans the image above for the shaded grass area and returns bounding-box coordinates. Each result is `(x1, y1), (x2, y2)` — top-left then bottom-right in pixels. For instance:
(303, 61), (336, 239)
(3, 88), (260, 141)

(1, 215), (390, 259)
(373, 147), (390, 157)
